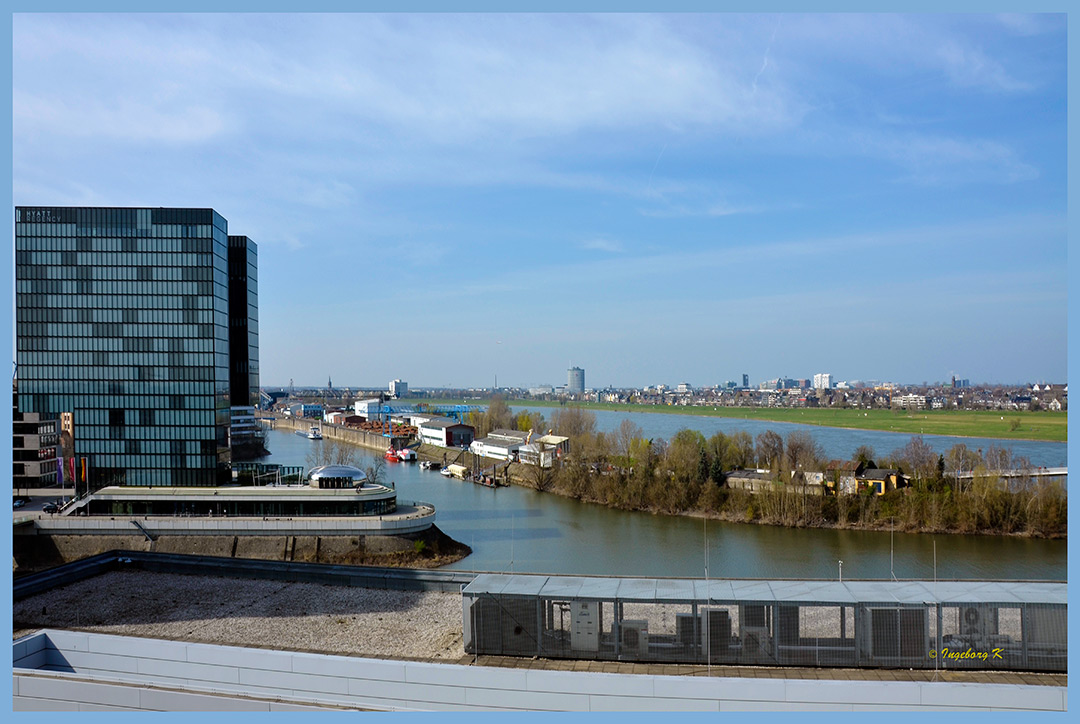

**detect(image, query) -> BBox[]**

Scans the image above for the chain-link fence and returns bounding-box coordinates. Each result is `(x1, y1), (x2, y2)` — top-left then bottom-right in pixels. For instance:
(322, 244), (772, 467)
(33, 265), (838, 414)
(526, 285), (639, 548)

(462, 576), (1065, 672)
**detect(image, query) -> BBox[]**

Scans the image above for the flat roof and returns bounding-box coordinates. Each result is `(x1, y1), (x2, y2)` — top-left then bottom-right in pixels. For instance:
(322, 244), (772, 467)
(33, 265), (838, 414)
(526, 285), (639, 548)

(463, 573), (1065, 605)
(91, 484), (394, 500)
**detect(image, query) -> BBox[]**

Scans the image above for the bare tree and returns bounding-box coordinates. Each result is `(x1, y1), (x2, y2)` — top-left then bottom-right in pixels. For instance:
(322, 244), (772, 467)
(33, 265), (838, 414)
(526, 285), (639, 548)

(755, 430), (783, 471)
(785, 430), (823, 473)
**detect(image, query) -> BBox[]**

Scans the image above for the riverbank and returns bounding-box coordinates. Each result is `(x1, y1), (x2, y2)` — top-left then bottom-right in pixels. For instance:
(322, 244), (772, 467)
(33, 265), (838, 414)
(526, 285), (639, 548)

(491, 463), (1066, 540)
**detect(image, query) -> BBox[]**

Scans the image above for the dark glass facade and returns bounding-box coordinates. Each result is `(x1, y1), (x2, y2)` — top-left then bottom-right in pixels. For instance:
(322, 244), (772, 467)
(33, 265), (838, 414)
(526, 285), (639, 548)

(227, 235), (259, 407)
(14, 207), (237, 487)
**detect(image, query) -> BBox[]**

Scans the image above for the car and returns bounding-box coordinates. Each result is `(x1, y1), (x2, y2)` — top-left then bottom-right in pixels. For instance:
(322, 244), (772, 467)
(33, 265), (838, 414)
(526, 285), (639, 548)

(13, 499), (26, 509)
(42, 503), (59, 514)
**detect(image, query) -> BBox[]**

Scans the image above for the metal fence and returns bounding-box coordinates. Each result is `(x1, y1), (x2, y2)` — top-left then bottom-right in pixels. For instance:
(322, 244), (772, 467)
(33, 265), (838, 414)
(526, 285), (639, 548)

(462, 575), (1066, 672)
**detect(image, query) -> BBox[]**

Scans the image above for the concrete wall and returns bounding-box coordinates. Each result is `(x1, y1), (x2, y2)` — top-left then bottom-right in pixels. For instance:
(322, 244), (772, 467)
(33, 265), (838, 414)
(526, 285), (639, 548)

(13, 630), (1068, 712)
(23, 505), (434, 536)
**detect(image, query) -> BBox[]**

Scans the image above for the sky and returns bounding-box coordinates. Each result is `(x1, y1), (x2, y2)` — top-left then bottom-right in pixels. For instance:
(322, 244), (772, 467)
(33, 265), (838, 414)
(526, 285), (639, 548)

(11, 12), (1068, 390)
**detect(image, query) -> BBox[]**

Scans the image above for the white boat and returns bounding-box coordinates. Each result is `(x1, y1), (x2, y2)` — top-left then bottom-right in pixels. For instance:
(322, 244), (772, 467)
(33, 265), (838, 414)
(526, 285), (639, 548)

(439, 467), (452, 477)
(307, 426), (323, 440)
(419, 460), (435, 470)
(397, 448), (417, 462)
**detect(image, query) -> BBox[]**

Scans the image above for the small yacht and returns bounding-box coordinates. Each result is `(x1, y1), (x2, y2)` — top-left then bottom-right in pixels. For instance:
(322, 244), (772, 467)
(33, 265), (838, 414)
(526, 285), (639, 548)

(307, 426), (323, 440)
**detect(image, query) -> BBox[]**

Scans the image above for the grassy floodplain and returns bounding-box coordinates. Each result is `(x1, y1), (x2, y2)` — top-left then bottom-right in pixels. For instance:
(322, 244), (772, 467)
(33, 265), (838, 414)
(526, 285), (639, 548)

(406, 398), (1066, 443)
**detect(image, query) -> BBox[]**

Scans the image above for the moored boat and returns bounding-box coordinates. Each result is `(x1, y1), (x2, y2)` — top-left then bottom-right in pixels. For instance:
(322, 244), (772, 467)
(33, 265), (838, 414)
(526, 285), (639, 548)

(385, 447), (401, 462)
(397, 448), (417, 462)
(307, 426), (323, 440)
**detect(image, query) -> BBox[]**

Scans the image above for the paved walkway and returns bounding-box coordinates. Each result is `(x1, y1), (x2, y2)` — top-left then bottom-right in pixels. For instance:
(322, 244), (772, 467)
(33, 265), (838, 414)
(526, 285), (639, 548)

(459, 655), (1066, 686)
(207, 638), (1065, 687)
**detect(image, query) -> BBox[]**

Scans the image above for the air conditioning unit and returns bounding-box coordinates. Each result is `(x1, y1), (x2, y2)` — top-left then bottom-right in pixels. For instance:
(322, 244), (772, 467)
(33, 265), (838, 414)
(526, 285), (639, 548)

(675, 613), (697, 647)
(700, 609), (732, 657)
(866, 607), (927, 661)
(742, 626), (772, 659)
(620, 620), (648, 655)
(959, 606), (998, 640)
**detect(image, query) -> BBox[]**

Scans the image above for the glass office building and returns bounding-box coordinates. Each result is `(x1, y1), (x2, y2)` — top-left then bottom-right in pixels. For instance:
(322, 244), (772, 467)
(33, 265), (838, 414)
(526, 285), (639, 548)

(14, 207), (244, 488)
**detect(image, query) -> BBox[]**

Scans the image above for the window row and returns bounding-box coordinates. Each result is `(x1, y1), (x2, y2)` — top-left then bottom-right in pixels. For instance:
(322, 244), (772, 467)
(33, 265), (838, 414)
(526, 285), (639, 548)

(16, 249), (225, 266)
(19, 322), (227, 341)
(17, 381), (219, 397)
(17, 365), (227, 382)
(16, 222), (219, 240)
(18, 292), (225, 311)
(17, 263), (220, 282)
(77, 416), (219, 433)
(76, 439), (212, 455)
(79, 453), (219, 470)
(18, 351), (218, 366)
(18, 308), (217, 324)
(18, 336), (222, 354)
(17, 280), (228, 297)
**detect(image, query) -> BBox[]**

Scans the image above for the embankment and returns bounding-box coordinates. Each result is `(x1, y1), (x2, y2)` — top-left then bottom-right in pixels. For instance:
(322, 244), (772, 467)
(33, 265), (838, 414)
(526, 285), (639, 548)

(13, 524), (470, 575)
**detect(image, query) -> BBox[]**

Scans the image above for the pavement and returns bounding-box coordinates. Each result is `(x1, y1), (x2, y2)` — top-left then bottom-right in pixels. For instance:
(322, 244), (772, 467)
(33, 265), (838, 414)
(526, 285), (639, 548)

(453, 654), (1066, 686)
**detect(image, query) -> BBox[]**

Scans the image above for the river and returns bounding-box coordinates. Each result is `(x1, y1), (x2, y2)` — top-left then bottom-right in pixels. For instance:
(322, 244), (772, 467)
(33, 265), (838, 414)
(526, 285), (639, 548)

(259, 426), (1066, 581)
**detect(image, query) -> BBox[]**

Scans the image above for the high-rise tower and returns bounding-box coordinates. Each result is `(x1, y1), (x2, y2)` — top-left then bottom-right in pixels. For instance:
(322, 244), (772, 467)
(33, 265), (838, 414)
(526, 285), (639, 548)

(15, 206), (257, 488)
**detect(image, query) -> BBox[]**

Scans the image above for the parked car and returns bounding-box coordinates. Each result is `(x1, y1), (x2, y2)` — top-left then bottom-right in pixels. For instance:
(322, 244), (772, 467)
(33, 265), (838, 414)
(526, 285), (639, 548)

(13, 499), (26, 509)
(42, 502), (59, 514)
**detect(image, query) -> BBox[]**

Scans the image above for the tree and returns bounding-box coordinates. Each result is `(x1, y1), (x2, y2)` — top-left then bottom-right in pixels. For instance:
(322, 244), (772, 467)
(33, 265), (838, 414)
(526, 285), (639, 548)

(724, 431), (754, 470)
(552, 405), (596, 439)
(306, 439), (359, 470)
(755, 430), (783, 471)
(852, 444), (876, 466)
(614, 419), (644, 467)
(486, 395), (514, 432)
(898, 436), (936, 484)
(785, 430), (823, 473)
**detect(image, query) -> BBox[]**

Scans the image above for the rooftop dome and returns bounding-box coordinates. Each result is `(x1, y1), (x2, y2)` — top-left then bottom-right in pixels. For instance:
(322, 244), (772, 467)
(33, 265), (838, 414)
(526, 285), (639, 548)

(308, 464), (368, 486)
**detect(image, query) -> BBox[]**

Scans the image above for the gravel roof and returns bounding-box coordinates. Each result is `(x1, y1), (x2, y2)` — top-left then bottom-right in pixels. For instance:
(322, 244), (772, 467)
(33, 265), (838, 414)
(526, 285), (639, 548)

(12, 570), (464, 661)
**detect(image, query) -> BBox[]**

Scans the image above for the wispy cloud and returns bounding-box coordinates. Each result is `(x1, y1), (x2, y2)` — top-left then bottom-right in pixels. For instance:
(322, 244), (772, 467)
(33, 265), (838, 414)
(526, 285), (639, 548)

(582, 238), (624, 253)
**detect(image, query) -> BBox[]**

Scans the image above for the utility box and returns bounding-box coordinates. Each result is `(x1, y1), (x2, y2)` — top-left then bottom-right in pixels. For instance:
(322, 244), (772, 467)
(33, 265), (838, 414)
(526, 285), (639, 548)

(570, 601), (599, 652)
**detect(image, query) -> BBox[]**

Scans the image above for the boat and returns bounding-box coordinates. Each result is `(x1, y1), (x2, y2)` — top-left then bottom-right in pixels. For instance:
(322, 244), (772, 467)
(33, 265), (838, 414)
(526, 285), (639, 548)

(385, 447), (401, 462)
(307, 426), (323, 440)
(419, 460), (435, 470)
(439, 467), (452, 477)
(397, 448), (417, 462)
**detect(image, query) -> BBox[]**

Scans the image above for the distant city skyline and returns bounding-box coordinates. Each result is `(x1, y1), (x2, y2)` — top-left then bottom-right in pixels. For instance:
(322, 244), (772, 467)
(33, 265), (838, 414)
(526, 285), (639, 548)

(12, 13), (1067, 387)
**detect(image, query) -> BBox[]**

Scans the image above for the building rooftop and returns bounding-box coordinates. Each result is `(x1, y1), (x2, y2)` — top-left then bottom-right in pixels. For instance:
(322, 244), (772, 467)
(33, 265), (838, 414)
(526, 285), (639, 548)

(463, 573), (1066, 606)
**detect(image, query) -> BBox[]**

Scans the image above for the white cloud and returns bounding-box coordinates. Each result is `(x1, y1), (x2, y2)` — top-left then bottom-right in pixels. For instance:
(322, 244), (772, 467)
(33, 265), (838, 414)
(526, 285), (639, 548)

(582, 238), (624, 253)
(936, 42), (1032, 92)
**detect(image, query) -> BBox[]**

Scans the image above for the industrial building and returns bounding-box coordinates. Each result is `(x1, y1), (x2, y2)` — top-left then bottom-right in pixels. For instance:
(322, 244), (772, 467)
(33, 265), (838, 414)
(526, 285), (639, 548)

(14, 206), (259, 488)
(417, 417), (475, 448)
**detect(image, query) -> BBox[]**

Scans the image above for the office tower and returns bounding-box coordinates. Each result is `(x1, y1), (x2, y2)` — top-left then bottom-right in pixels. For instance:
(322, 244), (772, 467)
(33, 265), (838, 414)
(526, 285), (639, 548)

(14, 206), (248, 488)
(228, 235), (261, 455)
(813, 373), (833, 390)
(742, 373), (749, 388)
(567, 366), (585, 396)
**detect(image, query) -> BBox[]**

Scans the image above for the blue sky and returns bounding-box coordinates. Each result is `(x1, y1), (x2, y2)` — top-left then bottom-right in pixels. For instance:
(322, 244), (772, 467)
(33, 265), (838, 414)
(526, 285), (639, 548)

(12, 12), (1067, 389)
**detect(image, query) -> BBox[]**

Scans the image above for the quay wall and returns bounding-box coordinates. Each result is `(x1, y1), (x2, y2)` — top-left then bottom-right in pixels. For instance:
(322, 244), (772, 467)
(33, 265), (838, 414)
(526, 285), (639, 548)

(266, 416), (410, 452)
(266, 414), (500, 473)
(13, 530), (444, 574)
